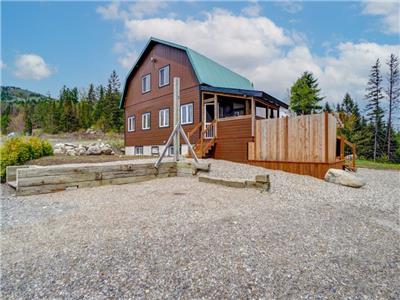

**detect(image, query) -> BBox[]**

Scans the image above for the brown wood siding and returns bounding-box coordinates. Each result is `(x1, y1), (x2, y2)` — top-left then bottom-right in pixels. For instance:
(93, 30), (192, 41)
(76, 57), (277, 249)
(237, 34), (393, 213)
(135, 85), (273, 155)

(125, 86), (200, 146)
(248, 160), (345, 179)
(123, 43), (200, 146)
(213, 117), (253, 163)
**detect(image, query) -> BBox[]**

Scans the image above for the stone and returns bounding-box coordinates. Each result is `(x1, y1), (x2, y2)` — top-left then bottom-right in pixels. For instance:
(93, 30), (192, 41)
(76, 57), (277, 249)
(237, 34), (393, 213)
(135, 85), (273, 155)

(66, 149), (77, 156)
(54, 143), (65, 149)
(100, 147), (113, 155)
(53, 148), (64, 155)
(255, 174), (270, 183)
(324, 168), (365, 188)
(86, 145), (102, 155)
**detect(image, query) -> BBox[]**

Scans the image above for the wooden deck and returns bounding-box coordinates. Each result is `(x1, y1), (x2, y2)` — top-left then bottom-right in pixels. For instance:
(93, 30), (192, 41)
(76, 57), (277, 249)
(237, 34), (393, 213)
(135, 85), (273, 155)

(191, 112), (354, 179)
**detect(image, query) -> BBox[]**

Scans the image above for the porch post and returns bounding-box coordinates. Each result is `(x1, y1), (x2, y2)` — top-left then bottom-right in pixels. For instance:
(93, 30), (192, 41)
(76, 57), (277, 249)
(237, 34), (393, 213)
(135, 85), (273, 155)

(251, 97), (255, 137)
(214, 94), (218, 137)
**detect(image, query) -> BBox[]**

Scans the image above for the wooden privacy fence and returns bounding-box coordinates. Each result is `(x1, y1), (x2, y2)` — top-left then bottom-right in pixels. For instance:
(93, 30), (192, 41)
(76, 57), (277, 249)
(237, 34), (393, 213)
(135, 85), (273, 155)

(250, 113), (337, 163)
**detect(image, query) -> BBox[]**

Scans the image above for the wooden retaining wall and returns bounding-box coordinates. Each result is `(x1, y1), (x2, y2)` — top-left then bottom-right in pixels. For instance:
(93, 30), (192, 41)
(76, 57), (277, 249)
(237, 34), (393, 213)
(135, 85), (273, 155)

(7, 161), (204, 196)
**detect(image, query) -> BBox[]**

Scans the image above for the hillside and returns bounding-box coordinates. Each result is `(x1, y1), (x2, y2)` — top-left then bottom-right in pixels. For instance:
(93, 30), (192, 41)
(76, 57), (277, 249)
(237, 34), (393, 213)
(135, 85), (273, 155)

(0, 86), (52, 102)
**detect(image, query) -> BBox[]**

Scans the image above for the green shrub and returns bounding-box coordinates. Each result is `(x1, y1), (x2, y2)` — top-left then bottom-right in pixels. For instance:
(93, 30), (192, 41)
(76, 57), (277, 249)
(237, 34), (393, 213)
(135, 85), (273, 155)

(0, 137), (53, 182)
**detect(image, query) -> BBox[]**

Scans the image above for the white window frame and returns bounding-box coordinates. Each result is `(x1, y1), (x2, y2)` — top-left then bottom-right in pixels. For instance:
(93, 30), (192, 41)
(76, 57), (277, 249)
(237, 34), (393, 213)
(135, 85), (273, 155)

(141, 74), (151, 93)
(151, 146), (159, 155)
(142, 112), (151, 130)
(181, 103), (193, 125)
(135, 146), (144, 155)
(159, 108), (169, 128)
(159, 65), (170, 87)
(127, 116), (135, 132)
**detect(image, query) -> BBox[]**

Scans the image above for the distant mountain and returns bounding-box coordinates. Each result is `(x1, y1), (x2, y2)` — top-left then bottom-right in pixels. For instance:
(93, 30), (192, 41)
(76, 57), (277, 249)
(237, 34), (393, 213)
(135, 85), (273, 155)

(0, 86), (53, 102)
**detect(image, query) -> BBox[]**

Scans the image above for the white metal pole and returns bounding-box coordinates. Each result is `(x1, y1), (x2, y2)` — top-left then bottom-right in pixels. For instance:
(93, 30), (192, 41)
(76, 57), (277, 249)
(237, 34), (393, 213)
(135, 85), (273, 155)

(173, 77), (181, 161)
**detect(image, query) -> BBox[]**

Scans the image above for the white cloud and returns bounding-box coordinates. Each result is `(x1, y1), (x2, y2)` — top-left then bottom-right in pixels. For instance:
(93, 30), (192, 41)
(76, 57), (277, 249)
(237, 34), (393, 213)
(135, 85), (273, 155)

(14, 54), (53, 80)
(100, 5), (400, 105)
(363, 1), (400, 33)
(0, 59), (6, 69)
(241, 2), (262, 17)
(96, 1), (123, 20)
(128, 1), (168, 19)
(276, 1), (303, 14)
(97, 1), (167, 21)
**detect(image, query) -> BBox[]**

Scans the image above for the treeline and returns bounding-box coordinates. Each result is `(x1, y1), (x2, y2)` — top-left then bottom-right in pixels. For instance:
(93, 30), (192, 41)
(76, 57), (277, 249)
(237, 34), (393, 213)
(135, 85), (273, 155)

(289, 54), (400, 163)
(1, 70), (123, 135)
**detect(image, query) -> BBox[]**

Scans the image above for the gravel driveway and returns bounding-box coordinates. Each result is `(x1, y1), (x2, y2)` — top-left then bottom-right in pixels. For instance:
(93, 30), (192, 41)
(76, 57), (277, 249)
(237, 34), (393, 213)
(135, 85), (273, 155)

(1, 159), (399, 299)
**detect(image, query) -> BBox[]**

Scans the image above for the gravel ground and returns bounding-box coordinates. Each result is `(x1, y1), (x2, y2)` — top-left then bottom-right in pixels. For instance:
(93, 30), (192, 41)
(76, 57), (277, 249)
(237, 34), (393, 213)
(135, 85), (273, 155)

(1, 159), (399, 299)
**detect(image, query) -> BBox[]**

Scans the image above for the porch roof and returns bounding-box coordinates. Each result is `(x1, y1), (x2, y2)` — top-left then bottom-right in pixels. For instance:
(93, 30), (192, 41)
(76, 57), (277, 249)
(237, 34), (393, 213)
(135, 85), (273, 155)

(200, 85), (289, 109)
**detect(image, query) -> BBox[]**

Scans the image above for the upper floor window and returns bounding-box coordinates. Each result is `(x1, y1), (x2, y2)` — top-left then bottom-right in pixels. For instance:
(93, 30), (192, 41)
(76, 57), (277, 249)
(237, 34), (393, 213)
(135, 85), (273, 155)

(159, 108), (169, 128)
(142, 112), (151, 130)
(181, 103), (193, 125)
(127, 116), (135, 132)
(159, 65), (170, 87)
(142, 74), (151, 93)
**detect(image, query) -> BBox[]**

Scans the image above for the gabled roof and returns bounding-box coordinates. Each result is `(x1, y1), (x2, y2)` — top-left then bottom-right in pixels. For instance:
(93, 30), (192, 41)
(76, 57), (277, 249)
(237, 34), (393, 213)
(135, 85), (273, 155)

(120, 37), (254, 108)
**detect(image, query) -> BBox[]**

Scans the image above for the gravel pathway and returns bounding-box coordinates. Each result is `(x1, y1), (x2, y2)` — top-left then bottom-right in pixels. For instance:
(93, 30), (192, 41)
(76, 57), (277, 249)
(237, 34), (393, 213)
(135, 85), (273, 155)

(1, 159), (399, 299)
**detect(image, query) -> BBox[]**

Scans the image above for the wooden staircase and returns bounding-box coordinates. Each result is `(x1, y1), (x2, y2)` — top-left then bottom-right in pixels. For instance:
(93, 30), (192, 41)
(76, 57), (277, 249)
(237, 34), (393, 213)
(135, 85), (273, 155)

(187, 120), (217, 158)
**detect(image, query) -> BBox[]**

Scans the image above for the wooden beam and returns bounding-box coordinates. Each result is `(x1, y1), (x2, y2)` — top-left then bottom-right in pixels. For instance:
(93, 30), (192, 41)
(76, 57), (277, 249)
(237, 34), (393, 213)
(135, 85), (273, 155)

(251, 97), (255, 137)
(324, 111), (329, 163)
(173, 77), (180, 161)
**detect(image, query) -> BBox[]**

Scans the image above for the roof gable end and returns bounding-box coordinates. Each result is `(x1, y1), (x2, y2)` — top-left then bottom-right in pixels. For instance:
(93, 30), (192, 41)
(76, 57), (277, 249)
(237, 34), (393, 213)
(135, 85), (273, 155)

(120, 37), (254, 108)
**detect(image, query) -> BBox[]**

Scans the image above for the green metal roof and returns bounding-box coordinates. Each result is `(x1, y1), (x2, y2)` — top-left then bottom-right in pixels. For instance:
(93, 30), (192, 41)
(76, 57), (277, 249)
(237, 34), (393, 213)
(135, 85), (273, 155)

(120, 37), (254, 108)
(186, 47), (254, 90)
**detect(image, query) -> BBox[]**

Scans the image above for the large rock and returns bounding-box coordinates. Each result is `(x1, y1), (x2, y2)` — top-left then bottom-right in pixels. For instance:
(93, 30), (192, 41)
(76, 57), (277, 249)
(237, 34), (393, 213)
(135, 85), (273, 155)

(66, 149), (77, 156)
(325, 169), (365, 188)
(86, 145), (102, 155)
(53, 148), (64, 155)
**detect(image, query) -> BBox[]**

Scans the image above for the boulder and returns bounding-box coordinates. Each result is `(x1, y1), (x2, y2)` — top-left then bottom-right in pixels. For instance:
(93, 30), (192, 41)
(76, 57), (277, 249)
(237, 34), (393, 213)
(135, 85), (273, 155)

(86, 145), (102, 155)
(53, 148), (64, 155)
(54, 143), (66, 149)
(324, 169), (365, 188)
(66, 149), (77, 156)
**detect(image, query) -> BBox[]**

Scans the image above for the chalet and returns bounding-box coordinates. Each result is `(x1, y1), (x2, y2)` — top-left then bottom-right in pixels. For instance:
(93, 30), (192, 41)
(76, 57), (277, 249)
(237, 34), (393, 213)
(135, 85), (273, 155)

(120, 37), (288, 162)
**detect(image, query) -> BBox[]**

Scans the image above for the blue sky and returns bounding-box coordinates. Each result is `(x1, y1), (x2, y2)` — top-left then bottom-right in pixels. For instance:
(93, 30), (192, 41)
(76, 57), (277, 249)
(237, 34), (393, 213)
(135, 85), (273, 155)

(1, 1), (399, 107)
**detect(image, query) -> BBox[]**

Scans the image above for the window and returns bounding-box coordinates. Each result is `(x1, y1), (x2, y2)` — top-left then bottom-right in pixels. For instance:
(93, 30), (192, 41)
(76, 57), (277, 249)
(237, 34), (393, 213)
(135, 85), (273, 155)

(159, 108), (169, 128)
(169, 145), (181, 156)
(151, 146), (159, 155)
(142, 74), (151, 93)
(181, 103), (193, 125)
(135, 146), (143, 155)
(142, 112), (151, 130)
(159, 65), (170, 87)
(127, 116), (135, 132)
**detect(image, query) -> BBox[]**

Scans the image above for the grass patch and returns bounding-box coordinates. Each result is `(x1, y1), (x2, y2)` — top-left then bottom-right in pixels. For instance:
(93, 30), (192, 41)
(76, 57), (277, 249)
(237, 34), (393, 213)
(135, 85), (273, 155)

(356, 159), (400, 170)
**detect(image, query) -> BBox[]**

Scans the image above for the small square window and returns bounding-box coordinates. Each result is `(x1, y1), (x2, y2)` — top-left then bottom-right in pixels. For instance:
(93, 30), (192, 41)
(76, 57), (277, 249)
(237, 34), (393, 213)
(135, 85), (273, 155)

(142, 112), (151, 130)
(127, 116), (135, 132)
(151, 146), (159, 155)
(142, 74), (151, 93)
(159, 65), (170, 87)
(135, 146), (144, 155)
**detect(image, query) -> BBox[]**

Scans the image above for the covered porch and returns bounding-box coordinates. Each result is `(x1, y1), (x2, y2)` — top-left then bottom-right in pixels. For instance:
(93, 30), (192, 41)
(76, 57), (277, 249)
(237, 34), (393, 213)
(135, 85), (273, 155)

(186, 86), (288, 159)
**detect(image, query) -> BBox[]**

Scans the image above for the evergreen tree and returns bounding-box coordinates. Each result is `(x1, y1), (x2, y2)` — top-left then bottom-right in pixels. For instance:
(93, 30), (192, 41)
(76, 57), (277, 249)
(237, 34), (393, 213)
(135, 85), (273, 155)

(289, 71), (324, 115)
(1, 103), (11, 134)
(323, 102), (333, 113)
(385, 54), (400, 160)
(365, 59), (385, 161)
(59, 86), (79, 132)
(23, 102), (33, 135)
